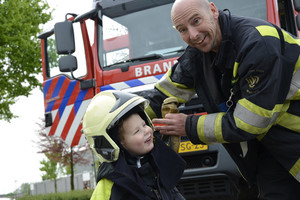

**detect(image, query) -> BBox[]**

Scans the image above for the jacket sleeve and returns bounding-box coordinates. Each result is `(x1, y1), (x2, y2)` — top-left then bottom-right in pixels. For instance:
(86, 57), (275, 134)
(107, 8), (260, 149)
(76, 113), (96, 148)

(186, 25), (300, 144)
(140, 61), (196, 119)
(91, 178), (114, 200)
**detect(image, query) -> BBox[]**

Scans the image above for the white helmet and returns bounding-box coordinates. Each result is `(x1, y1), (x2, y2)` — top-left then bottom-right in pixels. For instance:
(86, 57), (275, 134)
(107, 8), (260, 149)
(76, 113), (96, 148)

(82, 90), (151, 163)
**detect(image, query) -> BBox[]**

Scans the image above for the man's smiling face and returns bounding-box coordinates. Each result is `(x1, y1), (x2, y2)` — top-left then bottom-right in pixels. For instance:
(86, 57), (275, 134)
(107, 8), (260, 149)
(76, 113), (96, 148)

(171, 0), (222, 53)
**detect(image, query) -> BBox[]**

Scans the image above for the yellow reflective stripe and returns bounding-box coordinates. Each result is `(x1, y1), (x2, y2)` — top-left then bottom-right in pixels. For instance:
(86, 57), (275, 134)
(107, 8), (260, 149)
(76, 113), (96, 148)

(234, 117), (271, 134)
(273, 100), (299, 131)
(155, 69), (195, 103)
(282, 30), (300, 45)
(287, 56), (300, 100)
(256, 25), (300, 45)
(256, 25), (280, 39)
(233, 62), (239, 79)
(256, 132), (267, 141)
(291, 89), (300, 101)
(91, 178), (113, 200)
(197, 115), (208, 143)
(293, 55), (300, 76)
(197, 113), (226, 144)
(215, 112), (226, 142)
(256, 99), (290, 141)
(275, 101), (300, 133)
(290, 159), (300, 182)
(145, 105), (157, 120)
(277, 112), (300, 133)
(234, 99), (282, 134)
(155, 81), (187, 103)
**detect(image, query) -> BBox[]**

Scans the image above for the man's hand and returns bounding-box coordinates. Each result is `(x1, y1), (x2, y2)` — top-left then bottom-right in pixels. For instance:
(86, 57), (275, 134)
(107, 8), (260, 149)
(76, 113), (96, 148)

(152, 113), (188, 136)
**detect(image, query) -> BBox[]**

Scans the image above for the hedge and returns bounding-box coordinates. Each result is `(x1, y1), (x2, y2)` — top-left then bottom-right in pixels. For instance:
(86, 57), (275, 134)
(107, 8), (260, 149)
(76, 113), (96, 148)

(17, 189), (94, 200)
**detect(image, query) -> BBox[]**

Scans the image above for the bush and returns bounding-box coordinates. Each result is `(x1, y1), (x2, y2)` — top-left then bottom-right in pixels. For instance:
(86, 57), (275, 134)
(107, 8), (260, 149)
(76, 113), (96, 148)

(18, 190), (94, 200)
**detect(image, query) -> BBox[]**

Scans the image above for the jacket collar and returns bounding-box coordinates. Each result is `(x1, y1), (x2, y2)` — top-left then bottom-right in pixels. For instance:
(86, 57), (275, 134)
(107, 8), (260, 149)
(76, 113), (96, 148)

(214, 10), (236, 73)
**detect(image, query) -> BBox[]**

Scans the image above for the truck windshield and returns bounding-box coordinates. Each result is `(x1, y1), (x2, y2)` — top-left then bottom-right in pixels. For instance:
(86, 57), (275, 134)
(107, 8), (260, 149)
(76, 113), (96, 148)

(98, 0), (266, 68)
(100, 3), (185, 68)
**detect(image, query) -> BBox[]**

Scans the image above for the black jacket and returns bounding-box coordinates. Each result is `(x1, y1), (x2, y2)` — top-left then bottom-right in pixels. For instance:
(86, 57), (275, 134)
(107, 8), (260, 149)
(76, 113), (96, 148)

(142, 10), (300, 185)
(91, 134), (186, 200)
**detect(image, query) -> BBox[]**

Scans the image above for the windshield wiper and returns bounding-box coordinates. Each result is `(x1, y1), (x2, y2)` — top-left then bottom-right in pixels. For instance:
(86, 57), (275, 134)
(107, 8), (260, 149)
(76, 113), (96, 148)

(106, 54), (163, 67)
(163, 48), (185, 55)
(130, 53), (163, 62)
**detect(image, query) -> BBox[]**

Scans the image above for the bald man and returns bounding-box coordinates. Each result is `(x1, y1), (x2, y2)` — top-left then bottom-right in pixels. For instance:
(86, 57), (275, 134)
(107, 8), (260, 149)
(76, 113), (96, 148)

(171, 0), (221, 53)
(140, 0), (300, 199)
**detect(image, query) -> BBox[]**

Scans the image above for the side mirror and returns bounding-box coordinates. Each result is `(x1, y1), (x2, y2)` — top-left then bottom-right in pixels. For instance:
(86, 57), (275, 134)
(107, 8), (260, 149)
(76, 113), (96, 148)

(58, 55), (77, 72)
(54, 20), (75, 54)
(59, 55), (82, 81)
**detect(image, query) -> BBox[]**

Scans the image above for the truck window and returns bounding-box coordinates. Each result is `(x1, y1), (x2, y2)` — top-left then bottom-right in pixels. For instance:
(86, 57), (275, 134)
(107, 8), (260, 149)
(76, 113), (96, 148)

(278, 0), (297, 35)
(99, 3), (187, 68)
(214, 0), (267, 20)
(45, 22), (87, 79)
(102, 16), (130, 66)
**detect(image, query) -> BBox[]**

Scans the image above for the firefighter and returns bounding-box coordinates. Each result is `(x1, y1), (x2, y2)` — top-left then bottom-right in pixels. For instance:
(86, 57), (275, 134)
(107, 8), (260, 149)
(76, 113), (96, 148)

(140, 0), (300, 199)
(81, 90), (186, 200)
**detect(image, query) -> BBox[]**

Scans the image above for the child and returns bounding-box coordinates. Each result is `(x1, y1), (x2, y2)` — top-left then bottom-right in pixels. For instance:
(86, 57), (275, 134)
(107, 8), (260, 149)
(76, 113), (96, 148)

(82, 90), (186, 200)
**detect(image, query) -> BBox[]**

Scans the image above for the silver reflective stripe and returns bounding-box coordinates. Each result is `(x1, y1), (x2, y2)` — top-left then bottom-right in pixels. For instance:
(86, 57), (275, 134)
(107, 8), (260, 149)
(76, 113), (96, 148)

(290, 159), (300, 183)
(240, 141), (248, 157)
(157, 74), (195, 102)
(234, 103), (280, 128)
(286, 67), (300, 100)
(296, 172), (300, 182)
(204, 113), (218, 143)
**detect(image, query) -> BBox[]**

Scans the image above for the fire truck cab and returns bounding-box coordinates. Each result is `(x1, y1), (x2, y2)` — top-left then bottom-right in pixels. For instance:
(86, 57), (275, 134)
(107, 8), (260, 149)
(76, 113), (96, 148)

(38, 0), (300, 199)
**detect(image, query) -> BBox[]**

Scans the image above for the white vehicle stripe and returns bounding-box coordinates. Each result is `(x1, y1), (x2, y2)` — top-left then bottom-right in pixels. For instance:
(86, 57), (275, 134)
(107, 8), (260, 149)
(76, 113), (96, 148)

(109, 81), (130, 90)
(65, 100), (91, 146)
(54, 105), (73, 138)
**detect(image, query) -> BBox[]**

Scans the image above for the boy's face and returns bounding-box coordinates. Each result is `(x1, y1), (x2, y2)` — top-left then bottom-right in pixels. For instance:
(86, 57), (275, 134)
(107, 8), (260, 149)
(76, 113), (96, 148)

(120, 113), (154, 156)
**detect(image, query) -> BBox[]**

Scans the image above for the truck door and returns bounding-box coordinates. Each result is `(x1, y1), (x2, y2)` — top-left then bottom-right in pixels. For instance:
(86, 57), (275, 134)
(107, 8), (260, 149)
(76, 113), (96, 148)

(39, 19), (95, 147)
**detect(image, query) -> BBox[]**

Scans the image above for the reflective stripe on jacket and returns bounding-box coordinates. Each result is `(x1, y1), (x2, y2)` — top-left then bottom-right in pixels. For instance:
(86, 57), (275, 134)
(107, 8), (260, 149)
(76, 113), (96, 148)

(91, 178), (113, 200)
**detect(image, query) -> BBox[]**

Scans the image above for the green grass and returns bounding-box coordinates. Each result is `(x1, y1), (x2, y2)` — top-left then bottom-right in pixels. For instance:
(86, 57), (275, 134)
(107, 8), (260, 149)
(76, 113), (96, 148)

(18, 190), (94, 200)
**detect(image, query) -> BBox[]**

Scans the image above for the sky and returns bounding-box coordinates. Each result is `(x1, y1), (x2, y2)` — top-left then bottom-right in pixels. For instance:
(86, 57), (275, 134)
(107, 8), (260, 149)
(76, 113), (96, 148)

(0, 0), (93, 195)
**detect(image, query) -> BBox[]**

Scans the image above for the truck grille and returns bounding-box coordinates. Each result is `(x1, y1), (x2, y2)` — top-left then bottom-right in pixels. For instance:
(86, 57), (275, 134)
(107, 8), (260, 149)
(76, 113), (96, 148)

(177, 176), (238, 200)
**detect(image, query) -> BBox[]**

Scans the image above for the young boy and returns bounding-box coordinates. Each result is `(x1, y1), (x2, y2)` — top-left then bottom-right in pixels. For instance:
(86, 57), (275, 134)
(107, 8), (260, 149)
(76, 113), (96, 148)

(82, 90), (186, 200)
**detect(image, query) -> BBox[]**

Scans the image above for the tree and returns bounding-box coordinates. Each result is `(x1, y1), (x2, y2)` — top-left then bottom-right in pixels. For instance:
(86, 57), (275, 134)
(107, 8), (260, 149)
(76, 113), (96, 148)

(18, 183), (31, 196)
(0, 0), (52, 121)
(37, 119), (92, 191)
(39, 153), (60, 192)
(40, 157), (58, 181)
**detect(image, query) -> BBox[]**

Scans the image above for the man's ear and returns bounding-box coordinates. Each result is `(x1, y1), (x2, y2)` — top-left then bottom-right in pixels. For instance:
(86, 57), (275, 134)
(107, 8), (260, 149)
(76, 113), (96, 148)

(210, 2), (219, 19)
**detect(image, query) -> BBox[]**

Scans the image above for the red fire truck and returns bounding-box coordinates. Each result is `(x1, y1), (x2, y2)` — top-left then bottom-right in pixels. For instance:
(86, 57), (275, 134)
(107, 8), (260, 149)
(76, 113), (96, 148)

(38, 0), (300, 199)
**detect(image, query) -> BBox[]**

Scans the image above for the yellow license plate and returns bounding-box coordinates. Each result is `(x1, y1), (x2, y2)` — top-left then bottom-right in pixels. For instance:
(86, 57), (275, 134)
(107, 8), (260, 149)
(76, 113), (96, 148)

(178, 141), (208, 153)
